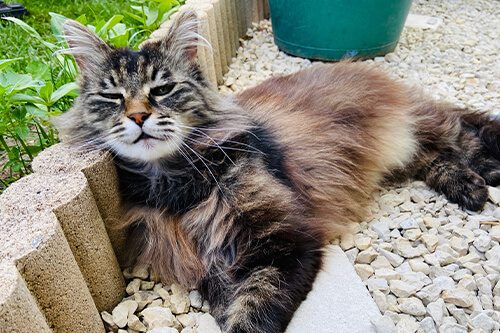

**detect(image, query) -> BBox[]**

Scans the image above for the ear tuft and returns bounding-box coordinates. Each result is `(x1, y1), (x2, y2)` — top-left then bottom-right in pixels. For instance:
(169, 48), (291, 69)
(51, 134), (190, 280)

(158, 9), (210, 62)
(61, 19), (111, 72)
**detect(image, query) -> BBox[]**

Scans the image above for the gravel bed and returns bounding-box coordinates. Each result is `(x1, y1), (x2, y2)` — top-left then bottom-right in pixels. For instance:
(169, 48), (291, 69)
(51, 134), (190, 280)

(103, 1), (499, 332)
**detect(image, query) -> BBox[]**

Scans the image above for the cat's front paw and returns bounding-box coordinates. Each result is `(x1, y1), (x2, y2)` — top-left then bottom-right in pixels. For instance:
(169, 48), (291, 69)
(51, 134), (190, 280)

(449, 170), (488, 211)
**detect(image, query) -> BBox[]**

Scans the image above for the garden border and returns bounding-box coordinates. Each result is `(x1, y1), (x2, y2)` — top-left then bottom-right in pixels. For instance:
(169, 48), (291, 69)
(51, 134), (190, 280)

(0, 1), (269, 331)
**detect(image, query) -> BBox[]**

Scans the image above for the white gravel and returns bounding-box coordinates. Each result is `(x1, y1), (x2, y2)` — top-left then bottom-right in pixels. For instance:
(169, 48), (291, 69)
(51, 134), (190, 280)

(105, 1), (499, 332)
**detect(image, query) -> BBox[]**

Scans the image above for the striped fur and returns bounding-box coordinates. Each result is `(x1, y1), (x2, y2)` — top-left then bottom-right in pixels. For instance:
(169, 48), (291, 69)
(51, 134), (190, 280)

(58, 12), (500, 333)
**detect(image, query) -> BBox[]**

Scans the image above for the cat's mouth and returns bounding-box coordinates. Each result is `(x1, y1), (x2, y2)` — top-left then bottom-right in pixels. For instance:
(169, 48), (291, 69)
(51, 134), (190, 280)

(133, 132), (160, 144)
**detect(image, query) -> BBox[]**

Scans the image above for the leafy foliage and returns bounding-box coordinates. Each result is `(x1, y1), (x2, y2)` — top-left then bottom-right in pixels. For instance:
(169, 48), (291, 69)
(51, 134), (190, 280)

(0, 0), (184, 191)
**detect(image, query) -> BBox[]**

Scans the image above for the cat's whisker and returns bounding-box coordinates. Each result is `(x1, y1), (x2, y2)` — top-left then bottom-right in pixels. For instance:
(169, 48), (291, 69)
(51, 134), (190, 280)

(178, 145), (210, 183)
(177, 123), (261, 140)
(169, 132), (212, 183)
(180, 141), (225, 196)
(184, 130), (236, 166)
(183, 126), (264, 154)
(182, 131), (264, 155)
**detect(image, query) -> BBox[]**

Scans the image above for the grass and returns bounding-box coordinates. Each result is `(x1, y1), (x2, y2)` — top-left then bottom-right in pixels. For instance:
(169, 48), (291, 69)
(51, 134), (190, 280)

(1, 0), (130, 71)
(0, 0), (184, 192)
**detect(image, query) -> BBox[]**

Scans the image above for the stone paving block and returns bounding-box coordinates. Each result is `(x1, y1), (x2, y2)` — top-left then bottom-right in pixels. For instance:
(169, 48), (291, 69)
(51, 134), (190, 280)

(33, 143), (127, 268)
(1, 172), (124, 310)
(227, 0), (239, 54)
(0, 261), (51, 333)
(286, 245), (381, 333)
(235, 0), (247, 37)
(210, 0), (229, 72)
(219, 0), (232, 66)
(187, 1), (223, 84)
(0, 202), (104, 333)
(263, 0), (270, 19)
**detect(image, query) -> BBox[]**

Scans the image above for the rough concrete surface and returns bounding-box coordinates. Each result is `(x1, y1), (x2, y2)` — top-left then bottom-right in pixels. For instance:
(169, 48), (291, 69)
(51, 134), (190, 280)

(33, 144), (127, 267)
(0, 175), (108, 332)
(0, 261), (51, 333)
(286, 245), (381, 333)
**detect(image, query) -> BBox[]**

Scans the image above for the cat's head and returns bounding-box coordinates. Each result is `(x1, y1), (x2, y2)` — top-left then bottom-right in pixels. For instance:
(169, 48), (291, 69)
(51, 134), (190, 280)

(56, 11), (219, 162)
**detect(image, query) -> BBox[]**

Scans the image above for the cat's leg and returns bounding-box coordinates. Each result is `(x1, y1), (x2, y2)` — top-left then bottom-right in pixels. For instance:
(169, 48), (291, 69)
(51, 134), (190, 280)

(424, 150), (488, 211)
(460, 113), (500, 186)
(200, 231), (323, 333)
(469, 156), (500, 187)
(408, 101), (498, 210)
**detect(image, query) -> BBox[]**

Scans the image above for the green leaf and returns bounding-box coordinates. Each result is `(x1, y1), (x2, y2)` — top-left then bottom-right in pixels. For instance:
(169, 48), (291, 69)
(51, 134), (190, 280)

(0, 72), (38, 94)
(40, 40), (58, 51)
(86, 24), (97, 34)
(50, 82), (78, 103)
(49, 12), (70, 42)
(76, 14), (88, 25)
(97, 15), (124, 38)
(25, 105), (49, 119)
(25, 61), (51, 81)
(14, 126), (30, 140)
(109, 24), (130, 47)
(0, 58), (22, 71)
(145, 7), (160, 28)
(131, 5), (146, 13)
(10, 93), (45, 104)
(160, 6), (180, 24)
(26, 145), (43, 155)
(125, 11), (145, 24)
(38, 81), (54, 103)
(2, 17), (41, 39)
(12, 106), (27, 121)
(158, 1), (176, 19)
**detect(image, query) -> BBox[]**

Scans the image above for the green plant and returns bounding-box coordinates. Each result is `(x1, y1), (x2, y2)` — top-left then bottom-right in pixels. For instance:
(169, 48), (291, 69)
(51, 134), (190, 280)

(0, 16), (78, 190)
(125, 0), (185, 48)
(0, 0), (185, 192)
(0, 61), (77, 186)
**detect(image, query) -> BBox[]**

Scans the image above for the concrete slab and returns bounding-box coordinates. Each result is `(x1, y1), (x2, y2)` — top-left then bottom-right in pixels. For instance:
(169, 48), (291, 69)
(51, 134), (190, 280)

(286, 245), (381, 333)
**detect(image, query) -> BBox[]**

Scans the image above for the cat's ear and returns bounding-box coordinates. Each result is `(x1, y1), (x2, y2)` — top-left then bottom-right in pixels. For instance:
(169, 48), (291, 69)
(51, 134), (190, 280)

(156, 10), (207, 62)
(62, 19), (111, 72)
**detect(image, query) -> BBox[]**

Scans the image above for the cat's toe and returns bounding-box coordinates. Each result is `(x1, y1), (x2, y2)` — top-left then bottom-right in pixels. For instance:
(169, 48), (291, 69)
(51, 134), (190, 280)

(457, 172), (488, 211)
(483, 169), (500, 187)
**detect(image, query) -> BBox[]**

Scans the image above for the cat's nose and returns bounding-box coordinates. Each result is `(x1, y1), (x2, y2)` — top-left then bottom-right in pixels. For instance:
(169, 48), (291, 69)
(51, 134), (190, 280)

(128, 112), (150, 127)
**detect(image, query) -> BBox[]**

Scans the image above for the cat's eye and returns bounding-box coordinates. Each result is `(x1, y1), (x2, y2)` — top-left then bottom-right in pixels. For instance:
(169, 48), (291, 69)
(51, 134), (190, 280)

(99, 92), (123, 100)
(150, 83), (176, 96)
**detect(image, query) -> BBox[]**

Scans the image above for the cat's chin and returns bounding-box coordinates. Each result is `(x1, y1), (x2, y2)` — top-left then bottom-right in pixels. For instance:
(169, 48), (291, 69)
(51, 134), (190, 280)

(110, 136), (182, 162)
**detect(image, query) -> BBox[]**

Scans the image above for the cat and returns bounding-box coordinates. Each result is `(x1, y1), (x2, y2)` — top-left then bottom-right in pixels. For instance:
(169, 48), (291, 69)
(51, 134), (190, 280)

(57, 11), (500, 333)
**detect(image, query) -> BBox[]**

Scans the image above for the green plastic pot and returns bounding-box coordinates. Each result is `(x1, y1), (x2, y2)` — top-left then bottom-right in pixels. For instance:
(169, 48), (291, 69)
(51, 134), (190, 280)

(268, 0), (412, 61)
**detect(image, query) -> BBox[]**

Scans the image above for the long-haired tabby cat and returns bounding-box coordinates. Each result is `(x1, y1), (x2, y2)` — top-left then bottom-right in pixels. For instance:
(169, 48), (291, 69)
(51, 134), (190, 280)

(58, 11), (499, 333)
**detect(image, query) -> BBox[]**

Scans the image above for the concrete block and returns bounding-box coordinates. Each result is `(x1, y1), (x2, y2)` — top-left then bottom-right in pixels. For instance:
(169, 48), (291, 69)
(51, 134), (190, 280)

(286, 245), (381, 333)
(1, 171), (125, 309)
(235, 0), (247, 37)
(263, 0), (270, 19)
(250, 0), (260, 25)
(0, 198), (104, 333)
(219, 0), (233, 66)
(33, 143), (127, 267)
(0, 261), (51, 333)
(210, 0), (229, 72)
(187, 1), (224, 84)
(257, 0), (265, 22)
(194, 6), (218, 86)
(227, 0), (239, 54)
(141, 0), (255, 84)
